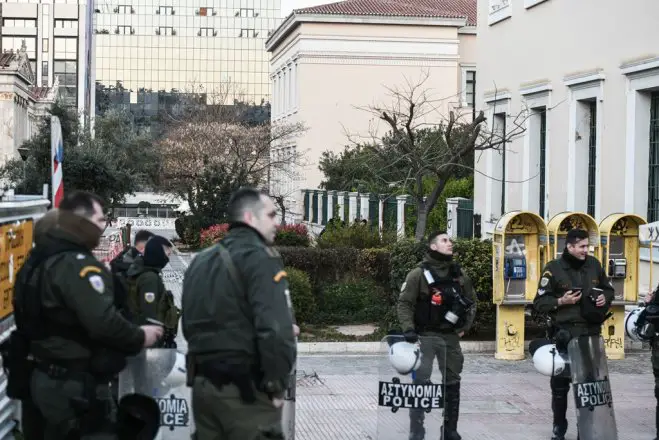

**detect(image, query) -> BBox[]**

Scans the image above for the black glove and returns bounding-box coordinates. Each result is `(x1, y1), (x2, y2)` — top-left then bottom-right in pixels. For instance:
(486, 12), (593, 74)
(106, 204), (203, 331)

(403, 329), (419, 343)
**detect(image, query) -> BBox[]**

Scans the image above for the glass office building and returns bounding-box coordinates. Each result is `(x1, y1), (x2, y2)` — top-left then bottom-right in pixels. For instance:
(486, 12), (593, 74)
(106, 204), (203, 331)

(0, 1), (95, 125)
(93, 0), (281, 126)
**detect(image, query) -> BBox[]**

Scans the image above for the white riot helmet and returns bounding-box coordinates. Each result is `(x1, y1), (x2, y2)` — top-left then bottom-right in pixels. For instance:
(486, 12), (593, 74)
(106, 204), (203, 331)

(529, 339), (568, 377)
(389, 341), (423, 375)
(625, 306), (657, 342)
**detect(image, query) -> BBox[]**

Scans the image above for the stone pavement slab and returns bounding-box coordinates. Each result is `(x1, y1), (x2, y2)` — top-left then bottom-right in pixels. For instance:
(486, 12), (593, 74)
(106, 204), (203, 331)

(163, 247), (655, 439)
(294, 354), (656, 440)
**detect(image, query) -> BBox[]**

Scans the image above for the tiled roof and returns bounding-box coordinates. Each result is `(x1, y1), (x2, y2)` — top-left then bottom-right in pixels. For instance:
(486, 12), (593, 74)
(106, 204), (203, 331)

(30, 86), (52, 100)
(0, 52), (16, 68)
(294, 0), (476, 26)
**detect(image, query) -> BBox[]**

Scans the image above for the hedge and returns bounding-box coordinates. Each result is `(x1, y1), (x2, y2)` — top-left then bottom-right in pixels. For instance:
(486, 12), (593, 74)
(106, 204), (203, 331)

(278, 238), (495, 337)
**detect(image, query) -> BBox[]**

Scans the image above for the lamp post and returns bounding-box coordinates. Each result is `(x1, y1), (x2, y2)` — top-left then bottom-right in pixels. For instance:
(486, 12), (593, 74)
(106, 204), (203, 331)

(17, 147), (29, 184)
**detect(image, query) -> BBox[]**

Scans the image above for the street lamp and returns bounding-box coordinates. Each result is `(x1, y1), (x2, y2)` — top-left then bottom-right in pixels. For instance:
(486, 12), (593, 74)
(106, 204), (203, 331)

(17, 147), (29, 183)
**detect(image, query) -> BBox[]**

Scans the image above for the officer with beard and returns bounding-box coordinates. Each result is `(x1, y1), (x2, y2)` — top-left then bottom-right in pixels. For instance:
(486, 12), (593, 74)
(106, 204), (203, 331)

(397, 231), (477, 440)
(532, 228), (614, 440)
(21, 191), (163, 439)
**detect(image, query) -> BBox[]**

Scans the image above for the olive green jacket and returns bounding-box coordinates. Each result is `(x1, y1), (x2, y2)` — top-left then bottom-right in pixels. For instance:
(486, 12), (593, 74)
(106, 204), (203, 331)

(533, 254), (615, 329)
(397, 254), (477, 335)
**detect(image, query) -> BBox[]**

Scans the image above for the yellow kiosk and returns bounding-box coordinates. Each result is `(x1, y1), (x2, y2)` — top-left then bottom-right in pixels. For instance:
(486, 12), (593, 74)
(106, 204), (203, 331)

(546, 211), (601, 262)
(492, 211), (549, 360)
(599, 213), (647, 359)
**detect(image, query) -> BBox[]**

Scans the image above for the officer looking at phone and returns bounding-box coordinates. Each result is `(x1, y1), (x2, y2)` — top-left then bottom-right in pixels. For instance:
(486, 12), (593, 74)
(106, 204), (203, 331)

(532, 228), (615, 440)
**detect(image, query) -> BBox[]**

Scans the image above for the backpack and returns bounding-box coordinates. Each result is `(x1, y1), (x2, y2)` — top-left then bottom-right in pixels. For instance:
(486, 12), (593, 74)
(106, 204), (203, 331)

(126, 273), (180, 333)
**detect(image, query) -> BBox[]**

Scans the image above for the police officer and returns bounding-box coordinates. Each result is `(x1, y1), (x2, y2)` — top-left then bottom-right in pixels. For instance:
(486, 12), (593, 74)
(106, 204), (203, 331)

(19, 191), (164, 439)
(182, 187), (297, 440)
(124, 235), (180, 395)
(126, 235), (178, 341)
(642, 286), (659, 440)
(110, 229), (154, 279)
(532, 228), (614, 440)
(397, 231), (477, 440)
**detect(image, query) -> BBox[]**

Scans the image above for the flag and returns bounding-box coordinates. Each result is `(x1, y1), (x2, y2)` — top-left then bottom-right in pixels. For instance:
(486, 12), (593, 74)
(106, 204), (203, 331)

(51, 115), (64, 208)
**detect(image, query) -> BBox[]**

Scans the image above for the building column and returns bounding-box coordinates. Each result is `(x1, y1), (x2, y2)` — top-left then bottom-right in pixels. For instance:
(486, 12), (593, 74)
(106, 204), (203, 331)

(396, 195), (407, 239)
(348, 192), (358, 223)
(336, 191), (346, 221)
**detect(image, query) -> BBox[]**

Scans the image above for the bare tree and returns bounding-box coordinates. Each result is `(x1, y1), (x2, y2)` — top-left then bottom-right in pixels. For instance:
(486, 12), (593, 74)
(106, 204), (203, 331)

(347, 71), (530, 240)
(157, 85), (307, 223)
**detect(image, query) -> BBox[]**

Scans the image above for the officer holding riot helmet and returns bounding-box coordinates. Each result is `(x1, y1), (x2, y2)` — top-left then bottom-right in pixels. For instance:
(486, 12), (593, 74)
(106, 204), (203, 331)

(532, 228), (614, 440)
(397, 231), (477, 440)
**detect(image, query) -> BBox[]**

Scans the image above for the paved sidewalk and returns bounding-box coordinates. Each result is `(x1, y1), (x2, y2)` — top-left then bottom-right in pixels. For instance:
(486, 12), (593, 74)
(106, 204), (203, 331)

(165, 249), (655, 439)
(295, 353), (656, 440)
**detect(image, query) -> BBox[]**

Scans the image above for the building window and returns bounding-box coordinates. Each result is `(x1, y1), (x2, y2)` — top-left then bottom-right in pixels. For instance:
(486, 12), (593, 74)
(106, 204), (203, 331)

(493, 113), (506, 216)
(3, 19), (37, 27)
(54, 60), (77, 106)
(539, 110), (547, 218)
(240, 29), (256, 38)
(41, 61), (48, 86)
(54, 19), (78, 29)
(466, 71), (476, 108)
(157, 6), (174, 15)
(198, 7), (216, 16)
(198, 27), (216, 37)
(587, 101), (597, 217)
(115, 5), (134, 14)
(648, 92), (659, 223)
(156, 27), (175, 36)
(54, 37), (77, 60)
(115, 25), (133, 35)
(239, 8), (255, 17)
(42, 38), (49, 53)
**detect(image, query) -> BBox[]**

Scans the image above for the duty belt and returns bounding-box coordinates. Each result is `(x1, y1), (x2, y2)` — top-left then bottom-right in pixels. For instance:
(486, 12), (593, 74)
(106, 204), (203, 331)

(195, 359), (262, 404)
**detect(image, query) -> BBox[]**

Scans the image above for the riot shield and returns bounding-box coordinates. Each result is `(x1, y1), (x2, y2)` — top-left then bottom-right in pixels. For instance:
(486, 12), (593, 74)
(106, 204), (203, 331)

(377, 334), (447, 440)
(281, 360), (296, 440)
(567, 335), (618, 440)
(118, 348), (193, 439)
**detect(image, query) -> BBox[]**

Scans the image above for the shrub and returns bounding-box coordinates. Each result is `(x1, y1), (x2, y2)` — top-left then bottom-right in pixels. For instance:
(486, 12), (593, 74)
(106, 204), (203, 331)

(317, 278), (388, 325)
(275, 224), (310, 247)
(199, 223), (229, 248)
(316, 222), (396, 249)
(285, 267), (316, 324)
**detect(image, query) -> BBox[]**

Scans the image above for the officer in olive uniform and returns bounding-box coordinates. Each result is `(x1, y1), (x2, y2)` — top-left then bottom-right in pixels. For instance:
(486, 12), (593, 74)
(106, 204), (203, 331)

(182, 188), (297, 440)
(110, 229), (154, 277)
(397, 231), (477, 440)
(641, 286), (659, 440)
(125, 235), (179, 395)
(126, 235), (178, 341)
(533, 228), (614, 440)
(20, 191), (164, 439)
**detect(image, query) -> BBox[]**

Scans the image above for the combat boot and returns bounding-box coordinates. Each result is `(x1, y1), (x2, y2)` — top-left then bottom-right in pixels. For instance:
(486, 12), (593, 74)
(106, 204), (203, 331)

(550, 420), (567, 440)
(409, 409), (425, 440)
(440, 383), (462, 440)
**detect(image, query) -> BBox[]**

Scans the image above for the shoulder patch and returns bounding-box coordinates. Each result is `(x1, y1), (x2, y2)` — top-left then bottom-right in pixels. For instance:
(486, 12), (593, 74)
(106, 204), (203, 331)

(538, 289), (545, 296)
(144, 292), (156, 303)
(76, 254), (86, 260)
(88, 275), (105, 294)
(542, 270), (552, 277)
(540, 276), (550, 287)
(273, 270), (287, 283)
(79, 265), (102, 278)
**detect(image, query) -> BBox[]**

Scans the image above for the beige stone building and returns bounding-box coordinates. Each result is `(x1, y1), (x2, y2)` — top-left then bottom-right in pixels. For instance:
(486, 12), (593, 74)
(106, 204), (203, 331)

(0, 43), (58, 166)
(266, 0), (477, 222)
(474, 0), (659, 237)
